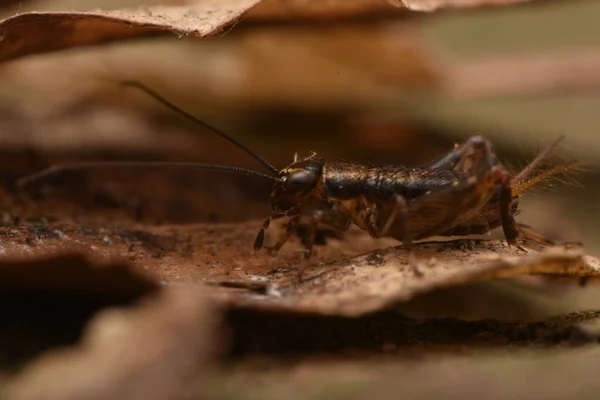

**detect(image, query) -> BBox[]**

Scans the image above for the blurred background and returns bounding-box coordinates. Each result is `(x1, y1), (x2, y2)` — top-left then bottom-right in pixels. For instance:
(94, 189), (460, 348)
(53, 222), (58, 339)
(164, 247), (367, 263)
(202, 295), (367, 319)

(0, 0), (598, 252)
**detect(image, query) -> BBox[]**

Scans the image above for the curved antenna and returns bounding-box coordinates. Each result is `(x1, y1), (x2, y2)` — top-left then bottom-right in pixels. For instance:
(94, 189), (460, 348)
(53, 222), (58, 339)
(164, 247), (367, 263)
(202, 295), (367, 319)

(122, 81), (279, 175)
(17, 161), (281, 188)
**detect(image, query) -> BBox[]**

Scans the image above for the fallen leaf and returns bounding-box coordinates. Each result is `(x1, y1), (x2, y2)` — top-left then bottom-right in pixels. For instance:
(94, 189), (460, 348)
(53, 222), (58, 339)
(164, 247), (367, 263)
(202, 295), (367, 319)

(401, 0), (551, 11)
(223, 241), (600, 316)
(0, 253), (158, 300)
(0, 254), (162, 374)
(0, 22), (439, 115)
(247, 0), (405, 19)
(444, 48), (600, 99)
(205, 345), (600, 399)
(227, 309), (600, 355)
(0, 0), (261, 62)
(4, 286), (220, 400)
(1, 219), (598, 318)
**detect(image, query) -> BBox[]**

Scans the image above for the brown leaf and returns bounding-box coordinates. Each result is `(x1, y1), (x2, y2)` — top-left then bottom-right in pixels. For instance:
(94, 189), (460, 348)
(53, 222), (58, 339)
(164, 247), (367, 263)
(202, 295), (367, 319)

(0, 0), (260, 62)
(222, 241), (599, 317)
(3, 219), (596, 319)
(443, 48), (600, 99)
(0, 23), (438, 116)
(4, 287), (220, 400)
(401, 0), (552, 11)
(246, 0), (405, 19)
(0, 253), (158, 301)
(203, 344), (600, 399)
(0, 254), (161, 374)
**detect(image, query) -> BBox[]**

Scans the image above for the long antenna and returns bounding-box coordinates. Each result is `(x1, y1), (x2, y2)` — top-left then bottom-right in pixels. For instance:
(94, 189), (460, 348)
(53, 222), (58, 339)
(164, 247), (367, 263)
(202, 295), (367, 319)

(17, 161), (281, 188)
(122, 81), (280, 175)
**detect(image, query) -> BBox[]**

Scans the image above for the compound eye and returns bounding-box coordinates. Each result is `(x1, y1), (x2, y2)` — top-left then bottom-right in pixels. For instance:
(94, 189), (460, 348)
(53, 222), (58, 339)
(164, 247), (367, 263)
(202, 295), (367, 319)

(285, 170), (316, 194)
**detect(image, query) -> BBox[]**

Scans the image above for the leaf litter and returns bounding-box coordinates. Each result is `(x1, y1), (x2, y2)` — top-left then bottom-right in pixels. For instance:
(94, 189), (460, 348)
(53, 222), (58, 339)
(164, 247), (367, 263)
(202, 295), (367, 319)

(1, 217), (598, 317)
(0, 0), (261, 62)
(0, 253), (221, 400)
(0, 0), (599, 396)
(400, 0), (552, 12)
(0, 0), (560, 63)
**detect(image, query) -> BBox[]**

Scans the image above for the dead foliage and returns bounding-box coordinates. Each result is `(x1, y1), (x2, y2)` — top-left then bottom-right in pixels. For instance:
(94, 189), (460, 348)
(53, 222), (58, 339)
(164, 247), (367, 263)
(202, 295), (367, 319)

(246, 0), (405, 20)
(0, 0), (568, 64)
(204, 346), (600, 399)
(445, 48), (600, 99)
(401, 0), (555, 11)
(0, 0), (598, 398)
(0, 219), (597, 318)
(227, 310), (600, 355)
(220, 240), (599, 317)
(0, 0), (261, 62)
(0, 254), (221, 400)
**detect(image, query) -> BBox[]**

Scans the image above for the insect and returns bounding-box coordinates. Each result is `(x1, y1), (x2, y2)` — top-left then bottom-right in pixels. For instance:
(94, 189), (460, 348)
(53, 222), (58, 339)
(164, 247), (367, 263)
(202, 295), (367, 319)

(18, 82), (576, 280)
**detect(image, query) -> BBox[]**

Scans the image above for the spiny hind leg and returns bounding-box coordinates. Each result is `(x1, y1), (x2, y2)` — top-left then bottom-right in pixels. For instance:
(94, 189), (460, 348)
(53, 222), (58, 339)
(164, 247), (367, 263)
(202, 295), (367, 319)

(455, 137), (520, 246)
(425, 136), (520, 246)
(429, 135), (500, 174)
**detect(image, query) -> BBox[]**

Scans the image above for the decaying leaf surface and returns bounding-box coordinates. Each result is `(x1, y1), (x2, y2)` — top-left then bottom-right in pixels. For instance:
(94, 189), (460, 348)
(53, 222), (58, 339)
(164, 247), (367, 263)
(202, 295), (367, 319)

(4, 287), (220, 400)
(0, 0), (261, 62)
(444, 48), (600, 99)
(205, 347), (600, 399)
(224, 240), (600, 316)
(246, 0), (405, 19)
(401, 0), (549, 11)
(0, 253), (158, 300)
(0, 254), (221, 400)
(0, 0), (560, 64)
(0, 255), (154, 377)
(1, 218), (598, 318)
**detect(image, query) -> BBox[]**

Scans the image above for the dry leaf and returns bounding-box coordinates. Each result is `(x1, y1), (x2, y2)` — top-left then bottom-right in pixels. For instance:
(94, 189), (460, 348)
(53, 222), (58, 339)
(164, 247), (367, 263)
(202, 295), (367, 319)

(223, 241), (600, 316)
(0, 254), (161, 375)
(1, 220), (597, 318)
(4, 287), (220, 400)
(0, 253), (158, 300)
(444, 48), (600, 99)
(0, 0), (260, 62)
(247, 0), (404, 19)
(206, 346), (600, 399)
(0, 254), (221, 400)
(0, 23), (438, 116)
(401, 0), (548, 11)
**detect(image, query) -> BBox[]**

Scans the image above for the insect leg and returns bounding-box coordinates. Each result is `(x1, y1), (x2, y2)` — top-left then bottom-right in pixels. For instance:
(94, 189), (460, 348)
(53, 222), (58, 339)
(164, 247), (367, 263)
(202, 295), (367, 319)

(296, 206), (351, 280)
(296, 218), (319, 281)
(407, 136), (521, 246)
(445, 136), (520, 245)
(457, 136), (520, 245)
(266, 216), (300, 254)
(254, 212), (288, 251)
(497, 167), (520, 246)
(377, 195), (412, 251)
(428, 143), (466, 170)
(463, 137), (519, 245)
(428, 135), (497, 173)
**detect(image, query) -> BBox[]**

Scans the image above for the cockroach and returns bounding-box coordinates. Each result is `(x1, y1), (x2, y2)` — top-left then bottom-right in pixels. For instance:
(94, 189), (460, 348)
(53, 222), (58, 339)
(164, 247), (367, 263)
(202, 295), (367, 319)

(18, 82), (577, 279)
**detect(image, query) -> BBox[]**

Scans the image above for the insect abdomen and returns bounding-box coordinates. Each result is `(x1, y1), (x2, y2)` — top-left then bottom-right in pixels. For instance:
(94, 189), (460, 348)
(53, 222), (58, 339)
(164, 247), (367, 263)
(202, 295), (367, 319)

(322, 162), (463, 201)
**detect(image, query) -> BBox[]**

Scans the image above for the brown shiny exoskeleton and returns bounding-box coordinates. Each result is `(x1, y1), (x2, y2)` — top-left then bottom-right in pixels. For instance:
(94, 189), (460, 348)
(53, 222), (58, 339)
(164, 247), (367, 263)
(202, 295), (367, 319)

(18, 83), (575, 280)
